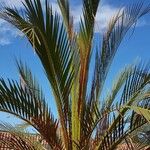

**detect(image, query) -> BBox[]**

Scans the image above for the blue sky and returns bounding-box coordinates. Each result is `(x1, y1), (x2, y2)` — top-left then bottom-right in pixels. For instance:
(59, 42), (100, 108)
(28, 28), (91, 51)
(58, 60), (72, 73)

(0, 0), (150, 126)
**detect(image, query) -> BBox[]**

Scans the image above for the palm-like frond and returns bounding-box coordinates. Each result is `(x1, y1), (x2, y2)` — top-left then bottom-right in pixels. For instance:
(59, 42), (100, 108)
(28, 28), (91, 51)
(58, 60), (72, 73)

(128, 106), (150, 123)
(94, 2), (150, 99)
(17, 60), (44, 100)
(57, 0), (74, 39)
(94, 63), (150, 150)
(0, 62), (62, 149)
(71, 1), (101, 147)
(77, 0), (101, 106)
(0, 0), (75, 148)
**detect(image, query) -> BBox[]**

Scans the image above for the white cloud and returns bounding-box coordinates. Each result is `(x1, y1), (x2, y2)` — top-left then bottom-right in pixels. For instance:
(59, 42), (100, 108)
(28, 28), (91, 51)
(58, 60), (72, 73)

(0, 0), (24, 46)
(137, 19), (150, 27)
(0, 20), (19, 46)
(0, 37), (11, 46)
(95, 5), (119, 32)
(71, 5), (82, 25)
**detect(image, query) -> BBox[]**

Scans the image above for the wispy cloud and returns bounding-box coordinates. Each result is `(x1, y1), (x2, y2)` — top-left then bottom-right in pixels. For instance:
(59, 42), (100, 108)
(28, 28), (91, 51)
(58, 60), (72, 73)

(0, 0), (23, 46)
(0, 19), (22, 46)
(95, 5), (119, 32)
(137, 19), (150, 27)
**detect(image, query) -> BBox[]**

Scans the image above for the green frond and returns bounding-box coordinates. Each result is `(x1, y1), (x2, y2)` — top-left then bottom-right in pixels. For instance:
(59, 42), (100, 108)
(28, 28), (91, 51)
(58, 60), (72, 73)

(57, 0), (69, 25)
(0, 77), (62, 149)
(94, 2), (150, 98)
(16, 60), (44, 101)
(78, 100), (100, 149)
(57, 0), (74, 38)
(80, 0), (101, 37)
(127, 106), (150, 123)
(72, 2), (101, 147)
(130, 98), (150, 131)
(0, 1), (76, 148)
(78, 0), (101, 59)
(95, 63), (150, 149)
(103, 65), (133, 109)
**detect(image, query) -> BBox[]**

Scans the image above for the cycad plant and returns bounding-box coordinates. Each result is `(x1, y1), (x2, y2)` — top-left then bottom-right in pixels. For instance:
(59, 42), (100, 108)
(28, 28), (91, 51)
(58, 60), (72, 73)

(0, 0), (150, 149)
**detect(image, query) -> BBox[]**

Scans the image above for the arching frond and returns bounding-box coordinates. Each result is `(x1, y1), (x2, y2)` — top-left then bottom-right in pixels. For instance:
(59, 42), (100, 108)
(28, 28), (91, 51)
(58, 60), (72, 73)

(94, 2), (150, 99)
(102, 65), (133, 110)
(57, 0), (74, 39)
(0, 69), (62, 149)
(94, 63), (150, 150)
(16, 60), (45, 101)
(0, 1), (76, 148)
(127, 106), (150, 123)
(71, 1), (101, 148)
